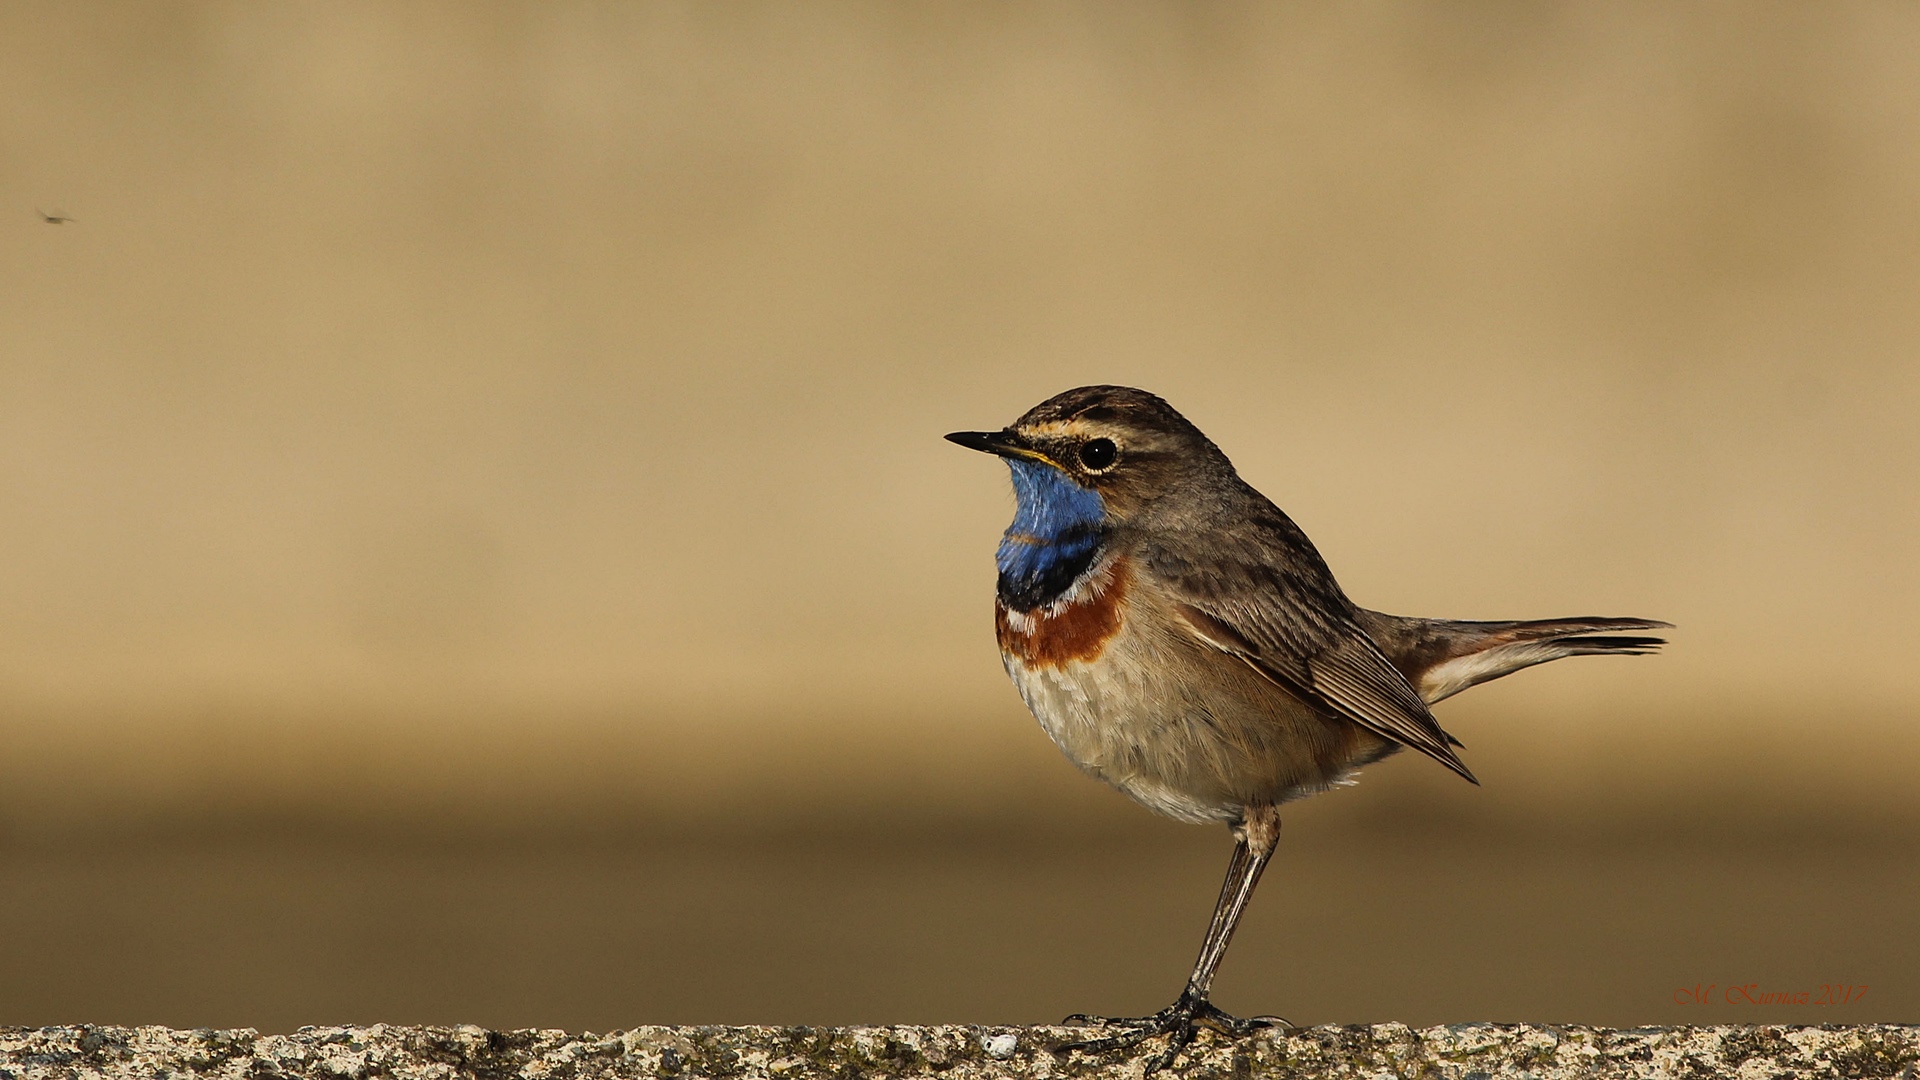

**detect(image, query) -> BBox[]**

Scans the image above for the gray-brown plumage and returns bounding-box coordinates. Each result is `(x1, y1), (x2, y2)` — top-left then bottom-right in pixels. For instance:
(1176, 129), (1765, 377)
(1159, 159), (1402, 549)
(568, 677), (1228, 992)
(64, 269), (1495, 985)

(948, 385), (1668, 1073)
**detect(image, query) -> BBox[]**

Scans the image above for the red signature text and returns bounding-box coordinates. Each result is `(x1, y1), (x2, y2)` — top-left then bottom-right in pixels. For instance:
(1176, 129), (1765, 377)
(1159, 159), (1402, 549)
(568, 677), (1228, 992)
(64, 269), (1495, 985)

(1674, 983), (1868, 1006)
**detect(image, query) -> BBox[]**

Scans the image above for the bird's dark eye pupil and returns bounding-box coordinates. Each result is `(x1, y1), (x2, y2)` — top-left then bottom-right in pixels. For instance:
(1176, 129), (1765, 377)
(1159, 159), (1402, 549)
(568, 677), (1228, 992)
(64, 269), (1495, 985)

(1079, 438), (1117, 470)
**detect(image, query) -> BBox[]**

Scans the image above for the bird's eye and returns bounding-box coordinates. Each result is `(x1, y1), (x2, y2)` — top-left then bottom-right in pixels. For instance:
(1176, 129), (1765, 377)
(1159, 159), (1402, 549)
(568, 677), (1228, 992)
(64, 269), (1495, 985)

(1078, 437), (1118, 472)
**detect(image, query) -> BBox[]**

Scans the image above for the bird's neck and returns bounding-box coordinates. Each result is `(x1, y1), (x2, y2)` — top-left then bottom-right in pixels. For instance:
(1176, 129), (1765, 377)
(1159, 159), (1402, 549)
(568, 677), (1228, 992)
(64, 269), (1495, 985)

(997, 459), (1108, 612)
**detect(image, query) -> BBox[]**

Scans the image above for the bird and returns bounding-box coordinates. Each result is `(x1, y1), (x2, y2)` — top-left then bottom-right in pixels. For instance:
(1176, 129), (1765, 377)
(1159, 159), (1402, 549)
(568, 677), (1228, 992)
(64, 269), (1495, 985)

(946, 385), (1667, 1073)
(36, 209), (74, 225)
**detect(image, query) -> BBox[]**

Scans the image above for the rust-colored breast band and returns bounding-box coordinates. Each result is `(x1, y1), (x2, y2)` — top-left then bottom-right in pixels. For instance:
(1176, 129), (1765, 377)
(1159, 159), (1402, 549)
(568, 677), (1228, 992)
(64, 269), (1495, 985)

(996, 557), (1132, 669)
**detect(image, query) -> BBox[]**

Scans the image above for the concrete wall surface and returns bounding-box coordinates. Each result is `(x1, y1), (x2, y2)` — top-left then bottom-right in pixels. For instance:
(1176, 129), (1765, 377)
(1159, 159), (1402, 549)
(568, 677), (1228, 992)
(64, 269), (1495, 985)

(2, 1024), (1916, 1080)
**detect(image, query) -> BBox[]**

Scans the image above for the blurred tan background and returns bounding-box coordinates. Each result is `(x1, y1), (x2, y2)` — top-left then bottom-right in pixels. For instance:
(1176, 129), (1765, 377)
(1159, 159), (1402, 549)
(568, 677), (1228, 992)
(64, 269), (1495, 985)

(2, 0), (1916, 1034)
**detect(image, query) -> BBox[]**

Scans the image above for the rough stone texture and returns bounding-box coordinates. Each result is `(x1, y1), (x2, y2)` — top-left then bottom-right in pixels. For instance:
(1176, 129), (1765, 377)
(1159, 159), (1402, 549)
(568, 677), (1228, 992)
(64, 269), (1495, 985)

(2, 1024), (1917, 1080)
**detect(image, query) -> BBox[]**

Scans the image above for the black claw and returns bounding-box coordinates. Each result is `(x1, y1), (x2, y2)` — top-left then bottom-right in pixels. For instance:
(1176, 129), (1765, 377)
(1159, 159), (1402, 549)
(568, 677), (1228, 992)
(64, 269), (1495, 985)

(1054, 993), (1286, 1073)
(1143, 1021), (1198, 1075)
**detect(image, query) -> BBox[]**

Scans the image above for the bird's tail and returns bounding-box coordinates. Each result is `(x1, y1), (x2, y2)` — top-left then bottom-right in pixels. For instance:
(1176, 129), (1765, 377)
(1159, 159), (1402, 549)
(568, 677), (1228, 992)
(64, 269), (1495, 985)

(1358, 612), (1670, 706)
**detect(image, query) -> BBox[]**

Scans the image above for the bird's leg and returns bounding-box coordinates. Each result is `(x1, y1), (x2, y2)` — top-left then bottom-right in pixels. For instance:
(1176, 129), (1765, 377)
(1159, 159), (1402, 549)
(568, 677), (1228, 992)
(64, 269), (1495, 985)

(1059, 808), (1287, 1074)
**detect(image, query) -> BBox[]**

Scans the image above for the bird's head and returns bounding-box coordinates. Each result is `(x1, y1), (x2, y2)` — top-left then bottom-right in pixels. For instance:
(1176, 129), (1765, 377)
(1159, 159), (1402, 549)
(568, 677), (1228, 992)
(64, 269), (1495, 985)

(946, 385), (1226, 527)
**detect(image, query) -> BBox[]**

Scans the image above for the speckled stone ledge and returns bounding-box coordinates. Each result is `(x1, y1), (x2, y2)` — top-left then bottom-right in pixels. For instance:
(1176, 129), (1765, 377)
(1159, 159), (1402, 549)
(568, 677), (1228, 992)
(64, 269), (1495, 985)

(2, 1024), (1916, 1080)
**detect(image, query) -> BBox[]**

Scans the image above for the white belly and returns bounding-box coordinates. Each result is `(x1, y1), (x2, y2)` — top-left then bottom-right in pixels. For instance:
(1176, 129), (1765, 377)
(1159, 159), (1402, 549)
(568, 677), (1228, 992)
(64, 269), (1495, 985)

(1003, 638), (1246, 824)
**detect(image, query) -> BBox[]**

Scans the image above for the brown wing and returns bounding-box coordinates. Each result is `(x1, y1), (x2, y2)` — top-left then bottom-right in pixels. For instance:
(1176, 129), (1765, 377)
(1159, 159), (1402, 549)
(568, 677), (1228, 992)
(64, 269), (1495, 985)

(1145, 527), (1478, 785)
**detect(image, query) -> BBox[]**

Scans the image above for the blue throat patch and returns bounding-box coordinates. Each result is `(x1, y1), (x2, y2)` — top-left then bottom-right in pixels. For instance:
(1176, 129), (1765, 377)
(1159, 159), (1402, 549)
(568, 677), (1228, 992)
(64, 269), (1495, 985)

(996, 458), (1107, 611)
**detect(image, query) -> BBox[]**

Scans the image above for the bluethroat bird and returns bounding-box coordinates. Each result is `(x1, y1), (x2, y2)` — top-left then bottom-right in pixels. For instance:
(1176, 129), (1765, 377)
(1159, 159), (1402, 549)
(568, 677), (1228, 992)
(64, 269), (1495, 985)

(947, 385), (1667, 1073)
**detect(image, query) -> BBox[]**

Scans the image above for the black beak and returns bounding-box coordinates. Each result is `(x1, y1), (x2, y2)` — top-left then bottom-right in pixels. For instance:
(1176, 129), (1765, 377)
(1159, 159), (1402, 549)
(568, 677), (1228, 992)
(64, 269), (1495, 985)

(944, 429), (1029, 457)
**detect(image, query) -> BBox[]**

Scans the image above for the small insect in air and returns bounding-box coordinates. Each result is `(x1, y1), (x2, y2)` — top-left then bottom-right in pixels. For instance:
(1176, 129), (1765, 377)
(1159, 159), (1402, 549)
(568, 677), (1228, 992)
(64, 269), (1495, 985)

(37, 209), (75, 225)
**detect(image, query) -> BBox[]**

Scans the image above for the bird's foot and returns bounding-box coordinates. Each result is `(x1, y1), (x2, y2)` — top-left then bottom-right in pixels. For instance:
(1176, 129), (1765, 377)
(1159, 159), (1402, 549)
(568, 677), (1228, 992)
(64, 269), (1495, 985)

(1057, 991), (1288, 1074)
